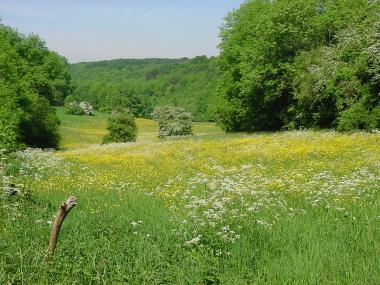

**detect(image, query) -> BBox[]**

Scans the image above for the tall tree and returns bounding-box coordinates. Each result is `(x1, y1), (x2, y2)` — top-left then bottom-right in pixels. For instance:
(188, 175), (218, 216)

(0, 22), (71, 150)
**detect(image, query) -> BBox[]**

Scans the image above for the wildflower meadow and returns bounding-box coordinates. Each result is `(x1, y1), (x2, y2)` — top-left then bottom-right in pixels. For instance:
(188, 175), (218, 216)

(1, 109), (379, 284)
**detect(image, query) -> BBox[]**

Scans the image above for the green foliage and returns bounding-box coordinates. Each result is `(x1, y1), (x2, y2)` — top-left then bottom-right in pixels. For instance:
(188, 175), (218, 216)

(0, 108), (22, 151)
(69, 57), (218, 121)
(152, 106), (193, 138)
(65, 101), (85, 115)
(103, 110), (137, 143)
(217, 0), (380, 132)
(65, 101), (93, 116)
(20, 94), (61, 148)
(0, 87), (23, 151)
(0, 21), (71, 150)
(292, 25), (380, 130)
(337, 104), (380, 132)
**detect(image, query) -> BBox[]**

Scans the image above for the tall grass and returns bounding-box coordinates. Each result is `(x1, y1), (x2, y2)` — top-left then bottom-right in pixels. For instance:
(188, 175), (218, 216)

(1, 110), (379, 284)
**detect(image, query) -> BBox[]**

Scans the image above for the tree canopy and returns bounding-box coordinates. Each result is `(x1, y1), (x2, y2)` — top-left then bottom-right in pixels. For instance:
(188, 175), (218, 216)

(216, 0), (380, 132)
(0, 21), (71, 150)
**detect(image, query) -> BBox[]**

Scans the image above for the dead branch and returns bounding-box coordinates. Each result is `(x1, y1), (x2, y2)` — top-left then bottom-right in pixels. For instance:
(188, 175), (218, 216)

(45, 196), (77, 261)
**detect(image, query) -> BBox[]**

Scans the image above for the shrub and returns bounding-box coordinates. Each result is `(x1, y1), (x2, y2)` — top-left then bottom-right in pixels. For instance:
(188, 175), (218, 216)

(66, 101), (84, 115)
(152, 106), (193, 138)
(103, 110), (137, 144)
(79, 101), (94, 115)
(0, 87), (60, 151)
(66, 101), (93, 115)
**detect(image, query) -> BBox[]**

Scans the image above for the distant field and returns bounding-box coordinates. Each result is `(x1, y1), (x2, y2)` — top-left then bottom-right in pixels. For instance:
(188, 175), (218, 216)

(1, 109), (380, 284)
(56, 107), (109, 148)
(56, 107), (223, 148)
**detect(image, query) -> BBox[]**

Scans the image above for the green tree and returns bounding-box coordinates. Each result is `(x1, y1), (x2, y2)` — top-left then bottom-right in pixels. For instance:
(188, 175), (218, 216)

(216, 0), (380, 132)
(0, 21), (71, 150)
(103, 110), (138, 143)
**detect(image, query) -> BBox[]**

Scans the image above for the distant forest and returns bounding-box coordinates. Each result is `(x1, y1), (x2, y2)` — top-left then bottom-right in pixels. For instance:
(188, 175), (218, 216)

(69, 56), (219, 121)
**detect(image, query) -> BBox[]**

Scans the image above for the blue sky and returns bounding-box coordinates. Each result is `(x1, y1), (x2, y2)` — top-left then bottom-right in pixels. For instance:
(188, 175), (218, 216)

(0, 0), (245, 63)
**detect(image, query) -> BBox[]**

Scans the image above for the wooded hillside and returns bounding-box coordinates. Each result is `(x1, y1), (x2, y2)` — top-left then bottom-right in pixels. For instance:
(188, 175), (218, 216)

(69, 56), (218, 121)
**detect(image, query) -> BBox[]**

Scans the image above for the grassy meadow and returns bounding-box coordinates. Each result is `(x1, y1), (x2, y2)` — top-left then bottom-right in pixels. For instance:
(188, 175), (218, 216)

(1, 109), (380, 284)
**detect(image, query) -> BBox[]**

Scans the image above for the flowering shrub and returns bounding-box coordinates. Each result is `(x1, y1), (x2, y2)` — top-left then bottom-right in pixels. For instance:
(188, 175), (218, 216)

(152, 106), (193, 138)
(103, 110), (137, 143)
(79, 101), (94, 115)
(66, 101), (93, 115)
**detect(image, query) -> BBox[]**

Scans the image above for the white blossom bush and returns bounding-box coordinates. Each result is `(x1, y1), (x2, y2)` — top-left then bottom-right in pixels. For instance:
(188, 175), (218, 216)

(152, 106), (193, 138)
(66, 101), (93, 115)
(79, 101), (94, 115)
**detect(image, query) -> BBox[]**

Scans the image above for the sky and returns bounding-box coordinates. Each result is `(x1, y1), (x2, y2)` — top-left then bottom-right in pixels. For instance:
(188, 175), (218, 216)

(0, 0), (245, 63)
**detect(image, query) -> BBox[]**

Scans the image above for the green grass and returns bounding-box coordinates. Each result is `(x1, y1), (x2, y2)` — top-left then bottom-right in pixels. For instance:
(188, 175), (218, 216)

(56, 107), (109, 148)
(56, 107), (223, 148)
(1, 109), (379, 284)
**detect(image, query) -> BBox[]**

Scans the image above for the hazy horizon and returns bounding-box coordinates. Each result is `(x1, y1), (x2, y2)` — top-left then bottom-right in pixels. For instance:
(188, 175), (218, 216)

(0, 0), (245, 63)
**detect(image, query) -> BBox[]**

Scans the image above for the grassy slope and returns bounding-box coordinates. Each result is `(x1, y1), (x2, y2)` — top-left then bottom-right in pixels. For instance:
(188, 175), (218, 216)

(57, 107), (223, 148)
(56, 107), (109, 148)
(1, 110), (380, 284)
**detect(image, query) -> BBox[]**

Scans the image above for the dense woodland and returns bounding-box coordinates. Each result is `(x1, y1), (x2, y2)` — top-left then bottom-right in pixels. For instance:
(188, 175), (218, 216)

(69, 57), (218, 121)
(217, 0), (380, 131)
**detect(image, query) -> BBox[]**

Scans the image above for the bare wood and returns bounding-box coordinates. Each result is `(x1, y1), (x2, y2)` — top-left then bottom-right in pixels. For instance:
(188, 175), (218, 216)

(45, 196), (77, 260)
